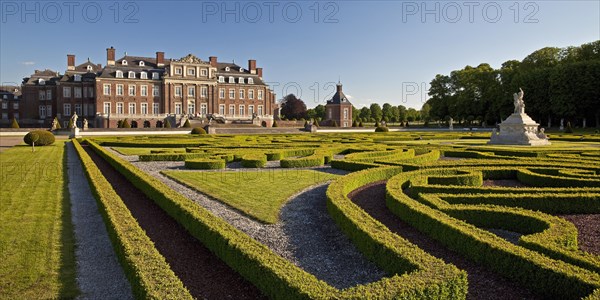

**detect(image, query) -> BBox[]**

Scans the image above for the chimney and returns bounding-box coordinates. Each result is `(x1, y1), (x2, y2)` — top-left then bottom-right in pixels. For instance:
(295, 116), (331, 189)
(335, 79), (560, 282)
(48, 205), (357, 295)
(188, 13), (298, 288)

(97, 64), (102, 69)
(67, 54), (75, 71)
(336, 83), (343, 93)
(156, 51), (165, 67)
(106, 46), (115, 66)
(209, 56), (217, 67)
(248, 59), (256, 74)
(257, 67), (263, 78)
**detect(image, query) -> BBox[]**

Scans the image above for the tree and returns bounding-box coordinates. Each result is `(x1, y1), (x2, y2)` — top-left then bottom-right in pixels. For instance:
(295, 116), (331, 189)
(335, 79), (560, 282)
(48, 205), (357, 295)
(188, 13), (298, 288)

(397, 105), (407, 124)
(10, 118), (19, 128)
(382, 103), (394, 122)
(421, 103), (431, 123)
(359, 107), (371, 121)
(280, 94), (307, 120)
(314, 104), (326, 120)
(370, 103), (383, 122)
(352, 106), (360, 121)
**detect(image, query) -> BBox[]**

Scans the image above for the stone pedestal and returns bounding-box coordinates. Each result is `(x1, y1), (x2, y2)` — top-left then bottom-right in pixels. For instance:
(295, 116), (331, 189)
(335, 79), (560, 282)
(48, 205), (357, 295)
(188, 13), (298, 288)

(488, 113), (550, 146)
(69, 127), (81, 139)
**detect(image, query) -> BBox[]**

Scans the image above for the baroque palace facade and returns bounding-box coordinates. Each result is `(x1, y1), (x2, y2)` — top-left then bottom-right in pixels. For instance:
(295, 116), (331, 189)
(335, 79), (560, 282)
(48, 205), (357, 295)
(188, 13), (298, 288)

(20, 47), (277, 128)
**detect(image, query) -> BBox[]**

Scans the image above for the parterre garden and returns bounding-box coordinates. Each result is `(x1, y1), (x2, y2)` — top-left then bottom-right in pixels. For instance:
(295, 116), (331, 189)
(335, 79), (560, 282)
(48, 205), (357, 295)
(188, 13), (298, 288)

(5, 130), (599, 299)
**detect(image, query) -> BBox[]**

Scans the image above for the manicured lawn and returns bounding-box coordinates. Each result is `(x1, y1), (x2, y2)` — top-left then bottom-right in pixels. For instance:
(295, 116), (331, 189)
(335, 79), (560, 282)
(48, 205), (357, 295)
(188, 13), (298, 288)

(0, 141), (78, 299)
(162, 169), (339, 223)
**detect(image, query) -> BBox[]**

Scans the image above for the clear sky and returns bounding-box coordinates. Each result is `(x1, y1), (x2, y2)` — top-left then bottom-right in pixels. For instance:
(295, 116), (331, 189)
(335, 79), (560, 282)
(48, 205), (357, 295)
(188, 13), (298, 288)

(1, 0), (598, 109)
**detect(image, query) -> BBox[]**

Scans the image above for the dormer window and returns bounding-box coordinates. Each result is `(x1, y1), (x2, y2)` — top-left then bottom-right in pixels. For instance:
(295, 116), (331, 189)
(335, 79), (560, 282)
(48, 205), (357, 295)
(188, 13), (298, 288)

(140, 72), (148, 79)
(248, 78), (254, 84)
(175, 67), (182, 75)
(218, 76), (225, 83)
(74, 74), (81, 82)
(238, 77), (244, 84)
(187, 68), (195, 76)
(139, 61), (145, 66)
(239, 67), (244, 72)
(225, 67), (230, 72)
(229, 76), (235, 83)
(38, 79), (45, 85)
(116, 70), (123, 78)
(201, 69), (207, 76)
(128, 71), (135, 78)
(152, 72), (159, 80)
(86, 65), (93, 71)
(122, 60), (128, 65)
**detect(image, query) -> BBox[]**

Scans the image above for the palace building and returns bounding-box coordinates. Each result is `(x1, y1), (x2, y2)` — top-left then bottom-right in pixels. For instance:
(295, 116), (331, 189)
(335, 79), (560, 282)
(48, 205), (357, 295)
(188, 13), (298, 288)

(18, 47), (277, 128)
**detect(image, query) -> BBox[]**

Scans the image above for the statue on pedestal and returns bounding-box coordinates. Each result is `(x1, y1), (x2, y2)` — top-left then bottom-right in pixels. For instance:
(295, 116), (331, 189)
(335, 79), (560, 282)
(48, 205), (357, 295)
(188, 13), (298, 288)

(50, 118), (58, 131)
(83, 118), (88, 130)
(513, 88), (525, 114)
(70, 112), (78, 129)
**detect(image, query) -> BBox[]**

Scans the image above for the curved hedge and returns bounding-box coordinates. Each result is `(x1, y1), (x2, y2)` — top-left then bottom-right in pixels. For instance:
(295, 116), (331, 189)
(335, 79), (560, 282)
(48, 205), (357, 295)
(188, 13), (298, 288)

(24, 130), (55, 146)
(241, 153), (267, 168)
(191, 127), (207, 134)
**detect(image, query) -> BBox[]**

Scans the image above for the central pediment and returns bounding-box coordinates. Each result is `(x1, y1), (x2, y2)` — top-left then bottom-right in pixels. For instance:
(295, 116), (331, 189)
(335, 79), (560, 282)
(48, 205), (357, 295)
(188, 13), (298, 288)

(174, 54), (206, 64)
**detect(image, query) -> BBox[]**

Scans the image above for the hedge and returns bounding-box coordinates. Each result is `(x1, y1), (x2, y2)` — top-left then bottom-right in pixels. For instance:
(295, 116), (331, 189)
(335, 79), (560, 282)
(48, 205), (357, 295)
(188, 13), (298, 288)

(185, 159), (226, 170)
(280, 155), (324, 168)
(72, 140), (192, 299)
(23, 130), (55, 146)
(138, 153), (212, 161)
(241, 153), (267, 168)
(517, 168), (600, 187)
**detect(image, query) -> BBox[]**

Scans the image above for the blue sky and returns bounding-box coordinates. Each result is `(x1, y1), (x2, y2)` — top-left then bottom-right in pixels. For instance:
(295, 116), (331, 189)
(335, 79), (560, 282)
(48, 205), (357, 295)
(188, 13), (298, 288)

(1, 1), (598, 109)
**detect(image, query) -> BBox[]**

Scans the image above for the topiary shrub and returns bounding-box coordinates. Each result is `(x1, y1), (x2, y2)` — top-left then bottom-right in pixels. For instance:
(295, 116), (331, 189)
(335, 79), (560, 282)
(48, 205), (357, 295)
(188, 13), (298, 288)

(313, 120), (319, 128)
(122, 118), (131, 128)
(565, 122), (573, 133)
(272, 120), (278, 127)
(191, 127), (207, 134)
(332, 120), (339, 127)
(164, 119), (172, 128)
(374, 121), (380, 127)
(359, 121), (364, 127)
(352, 120), (358, 127)
(10, 118), (19, 128)
(183, 119), (191, 128)
(304, 120), (309, 127)
(23, 130), (55, 146)
(117, 120), (123, 128)
(375, 126), (389, 132)
(54, 117), (61, 129)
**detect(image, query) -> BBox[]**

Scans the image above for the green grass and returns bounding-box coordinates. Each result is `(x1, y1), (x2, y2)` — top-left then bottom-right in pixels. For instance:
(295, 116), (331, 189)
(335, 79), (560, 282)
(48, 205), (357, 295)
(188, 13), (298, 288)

(0, 141), (78, 299)
(162, 169), (339, 223)
(112, 147), (186, 155)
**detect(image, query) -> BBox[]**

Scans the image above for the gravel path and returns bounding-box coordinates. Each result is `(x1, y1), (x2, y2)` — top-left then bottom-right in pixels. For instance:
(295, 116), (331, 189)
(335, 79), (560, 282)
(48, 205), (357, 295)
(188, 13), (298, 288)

(66, 143), (133, 300)
(109, 148), (387, 289)
(559, 214), (600, 255)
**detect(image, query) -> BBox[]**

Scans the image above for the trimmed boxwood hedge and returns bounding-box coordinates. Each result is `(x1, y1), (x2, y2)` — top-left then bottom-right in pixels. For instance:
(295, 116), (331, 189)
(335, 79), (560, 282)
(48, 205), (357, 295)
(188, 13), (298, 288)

(72, 140), (191, 299)
(185, 159), (226, 170)
(138, 153), (212, 161)
(24, 130), (55, 146)
(241, 153), (267, 168)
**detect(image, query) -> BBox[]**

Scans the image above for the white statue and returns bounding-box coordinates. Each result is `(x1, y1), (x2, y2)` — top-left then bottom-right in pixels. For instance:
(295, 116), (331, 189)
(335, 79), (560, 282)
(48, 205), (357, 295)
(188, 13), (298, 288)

(83, 118), (88, 130)
(50, 118), (58, 131)
(537, 128), (547, 139)
(513, 88), (525, 114)
(70, 112), (78, 129)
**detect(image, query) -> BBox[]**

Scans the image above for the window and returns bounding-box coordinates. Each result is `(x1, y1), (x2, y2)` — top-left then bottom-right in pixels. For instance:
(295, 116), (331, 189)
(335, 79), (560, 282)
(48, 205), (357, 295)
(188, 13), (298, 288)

(122, 60), (128, 65)
(152, 72), (159, 80)
(86, 65), (93, 72)
(140, 72), (148, 79)
(46, 90), (52, 99)
(201, 69), (207, 76)
(141, 103), (148, 115)
(248, 105), (254, 116)
(225, 67), (230, 71)
(219, 88), (225, 99)
(87, 87), (93, 97)
(63, 104), (72, 118)
(103, 84), (111, 95)
(39, 105), (46, 118)
(12, 103), (18, 110)
(83, 87), (88, 98)
(229, 105), (235, 116)
(141, 85), (148, 97)
(248, 78), (254, 84)
(103, 102), (111, 114)
(343, 108), (348, 120)
(239, 67), (244, 72)
(328, 109), (332, 119)
(239, 105), (245, 117)
(248, 89), (254, 99)
(38, 79), (45, 85)
(175, 68), (182, 75)
(201, 87), (207, 98)
(218, 76), (225, 83)
(239, 77), (244, 84)
(1, 102), (7, 109)
(175, 103), (182, 115)
(153, 86), (160, 97)
(39, 91), (45, 100)
(258, 90), (263, 100)
(258, 105), (263, 116)
(229, 89), (235, 99)
(74, 74), (81, 82)
(63, 87), (71, 98)
(239, 89), (245, 99)
(229, 76), (235, 83)
(187, 68), (195, 76)
(129, 103), (136, 114)
(116, 70), (123, 78)
(13, 113), (19, 120)
(188, 86), (195, 97)
(139, 61), (145, 66)
(219, 104), (225, 115)
(1, 113), (7, 119)
(117, 84), (124, 96)
(75, 104), (81, 115)
(74, 87), (82, 98)
(175, 86), (182, 97)
(128, 85), (136, 96)
(116, 103), (124, 114)
(153, 103), (159, 114)
(128, 71), (135, 79)
(200, 103), (207, 115)
(187, 102), (195, 115)
(46, 105), (51, 117)
(344, 122), (348, 128)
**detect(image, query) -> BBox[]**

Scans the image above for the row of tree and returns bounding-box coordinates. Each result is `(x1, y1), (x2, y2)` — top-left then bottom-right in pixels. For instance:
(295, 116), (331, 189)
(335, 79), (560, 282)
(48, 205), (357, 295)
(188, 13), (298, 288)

(425, 40), (600, 127)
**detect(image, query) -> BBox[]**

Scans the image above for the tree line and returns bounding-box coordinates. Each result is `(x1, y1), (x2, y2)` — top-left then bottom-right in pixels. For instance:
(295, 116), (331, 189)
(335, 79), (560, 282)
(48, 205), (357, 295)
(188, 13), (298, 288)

(425, 40), (600, 128)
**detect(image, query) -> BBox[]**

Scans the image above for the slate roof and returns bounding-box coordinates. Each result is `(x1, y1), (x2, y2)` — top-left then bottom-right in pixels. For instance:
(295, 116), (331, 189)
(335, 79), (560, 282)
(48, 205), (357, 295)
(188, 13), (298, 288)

(327, 83), (352, 105)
